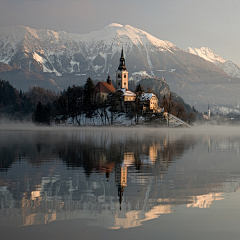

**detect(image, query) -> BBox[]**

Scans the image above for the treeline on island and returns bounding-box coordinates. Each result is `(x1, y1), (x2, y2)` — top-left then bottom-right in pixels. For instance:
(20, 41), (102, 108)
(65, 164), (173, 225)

(0, 78), (198, 126)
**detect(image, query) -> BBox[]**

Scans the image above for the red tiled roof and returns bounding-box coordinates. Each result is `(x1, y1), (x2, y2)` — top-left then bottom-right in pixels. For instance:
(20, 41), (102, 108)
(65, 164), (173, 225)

(94, 82), (116, 93)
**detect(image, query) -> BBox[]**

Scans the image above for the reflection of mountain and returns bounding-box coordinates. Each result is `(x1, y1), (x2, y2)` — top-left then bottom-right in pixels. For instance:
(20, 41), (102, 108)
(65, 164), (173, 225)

(187, 193), (223, 209)
(1, 128), (240, 228)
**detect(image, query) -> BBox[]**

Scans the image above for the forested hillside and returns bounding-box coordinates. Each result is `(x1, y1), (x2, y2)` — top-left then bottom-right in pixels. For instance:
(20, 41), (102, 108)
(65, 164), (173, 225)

(0, 79), (57, 120)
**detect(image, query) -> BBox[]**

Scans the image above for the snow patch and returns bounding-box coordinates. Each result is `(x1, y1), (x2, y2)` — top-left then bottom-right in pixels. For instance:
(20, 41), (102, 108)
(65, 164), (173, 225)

(69, 108), (139, 126)
(69, 60), (80, 73)
(108, 23), (123, 28)
(92, 65), (102, 72)
(157, 69), (176, 72)
(132, 71), (151, 77)
(140, 93), (156, 101)
(32, 52), (62, 76)
(75, 73), (87, 76)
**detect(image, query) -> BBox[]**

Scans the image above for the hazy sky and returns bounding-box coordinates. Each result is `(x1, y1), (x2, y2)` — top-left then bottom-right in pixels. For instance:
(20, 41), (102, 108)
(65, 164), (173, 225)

(1, 0), (240, 64)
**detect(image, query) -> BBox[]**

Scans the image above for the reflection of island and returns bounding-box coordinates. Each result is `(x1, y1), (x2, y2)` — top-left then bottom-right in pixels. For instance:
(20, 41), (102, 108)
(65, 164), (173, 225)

(1, 129), (240, 228)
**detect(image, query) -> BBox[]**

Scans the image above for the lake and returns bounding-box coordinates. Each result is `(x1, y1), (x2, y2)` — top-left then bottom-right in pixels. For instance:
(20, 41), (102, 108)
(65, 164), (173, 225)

(1, 125), (240, 240)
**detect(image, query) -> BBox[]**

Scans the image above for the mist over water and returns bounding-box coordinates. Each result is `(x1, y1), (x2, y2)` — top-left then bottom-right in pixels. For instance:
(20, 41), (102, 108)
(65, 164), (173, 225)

(1, 125), (240, 240)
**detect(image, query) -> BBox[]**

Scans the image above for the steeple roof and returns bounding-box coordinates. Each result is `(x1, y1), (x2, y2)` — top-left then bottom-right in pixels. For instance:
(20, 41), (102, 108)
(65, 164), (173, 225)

(118, 48), (126, 71)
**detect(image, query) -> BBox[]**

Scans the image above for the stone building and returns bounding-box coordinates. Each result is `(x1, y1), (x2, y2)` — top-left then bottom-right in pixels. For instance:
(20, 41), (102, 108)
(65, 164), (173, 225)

(140, 93), (159, 113)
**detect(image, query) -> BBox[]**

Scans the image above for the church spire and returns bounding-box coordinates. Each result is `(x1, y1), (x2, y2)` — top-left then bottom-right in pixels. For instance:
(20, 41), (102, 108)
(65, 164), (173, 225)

(121, 47), (124, 58)
(116, 48), (128, 89)
(118, 48), (126, 71)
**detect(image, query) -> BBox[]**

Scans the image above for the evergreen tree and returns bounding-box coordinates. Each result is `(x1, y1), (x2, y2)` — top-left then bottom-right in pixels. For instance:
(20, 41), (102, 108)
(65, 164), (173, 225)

(83, 77), (95, 107)
(19, 90), (23, 98)
(53, 95), (68, 116)
(66, 85), (84, 123)
(135, 84), (144, 94)
(134, 84), (144, 124)
(0, 79), (31, 117)
(32, 101), (51, 125)
(0, 80), (18, 109)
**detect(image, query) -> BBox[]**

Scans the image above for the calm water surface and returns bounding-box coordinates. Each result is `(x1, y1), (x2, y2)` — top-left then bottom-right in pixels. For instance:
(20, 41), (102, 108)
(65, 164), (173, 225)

(1, 126), (240, 239)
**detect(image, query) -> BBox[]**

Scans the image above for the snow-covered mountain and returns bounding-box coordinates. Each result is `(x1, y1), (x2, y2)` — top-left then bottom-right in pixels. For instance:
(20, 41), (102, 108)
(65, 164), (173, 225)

(187, 47), (240, 78)
(0, 23), (228, 80)
(0, 23), (179, 77)
(1, 24), (240, 113)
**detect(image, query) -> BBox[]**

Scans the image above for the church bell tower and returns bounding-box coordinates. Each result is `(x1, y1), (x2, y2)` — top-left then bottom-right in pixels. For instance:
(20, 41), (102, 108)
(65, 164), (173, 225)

(116, 48), (128, 90)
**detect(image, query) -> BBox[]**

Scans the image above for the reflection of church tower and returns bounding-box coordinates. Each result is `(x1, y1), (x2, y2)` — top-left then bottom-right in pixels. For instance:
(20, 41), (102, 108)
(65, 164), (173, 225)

(208, 104), (211, 120)
(115, 162), (127, 205)
(116, 48), (129, 90)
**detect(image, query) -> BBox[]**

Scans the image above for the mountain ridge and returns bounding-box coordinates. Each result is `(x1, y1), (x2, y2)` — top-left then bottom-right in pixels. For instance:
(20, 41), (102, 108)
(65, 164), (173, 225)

(187, 46), (240, 78)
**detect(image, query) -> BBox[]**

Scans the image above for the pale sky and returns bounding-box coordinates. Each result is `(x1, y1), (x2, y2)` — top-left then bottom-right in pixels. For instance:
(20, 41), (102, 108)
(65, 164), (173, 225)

(1, 0), (240, 64)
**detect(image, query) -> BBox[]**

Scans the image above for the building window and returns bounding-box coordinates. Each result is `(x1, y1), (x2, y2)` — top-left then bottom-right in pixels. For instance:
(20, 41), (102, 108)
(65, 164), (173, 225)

(118, 74), (121, 78)
(124, 82), (126, 85)
(124, 74), (126, 78)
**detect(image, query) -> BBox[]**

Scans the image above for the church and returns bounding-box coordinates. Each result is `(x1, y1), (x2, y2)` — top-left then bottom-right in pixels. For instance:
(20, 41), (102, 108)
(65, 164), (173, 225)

(95, 48), (159, 113)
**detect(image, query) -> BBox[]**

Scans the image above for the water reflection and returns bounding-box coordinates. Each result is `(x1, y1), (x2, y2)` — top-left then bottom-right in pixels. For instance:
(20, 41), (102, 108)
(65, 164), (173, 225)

(187, 193), (223, 208)
(1, 128), (240, 229)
